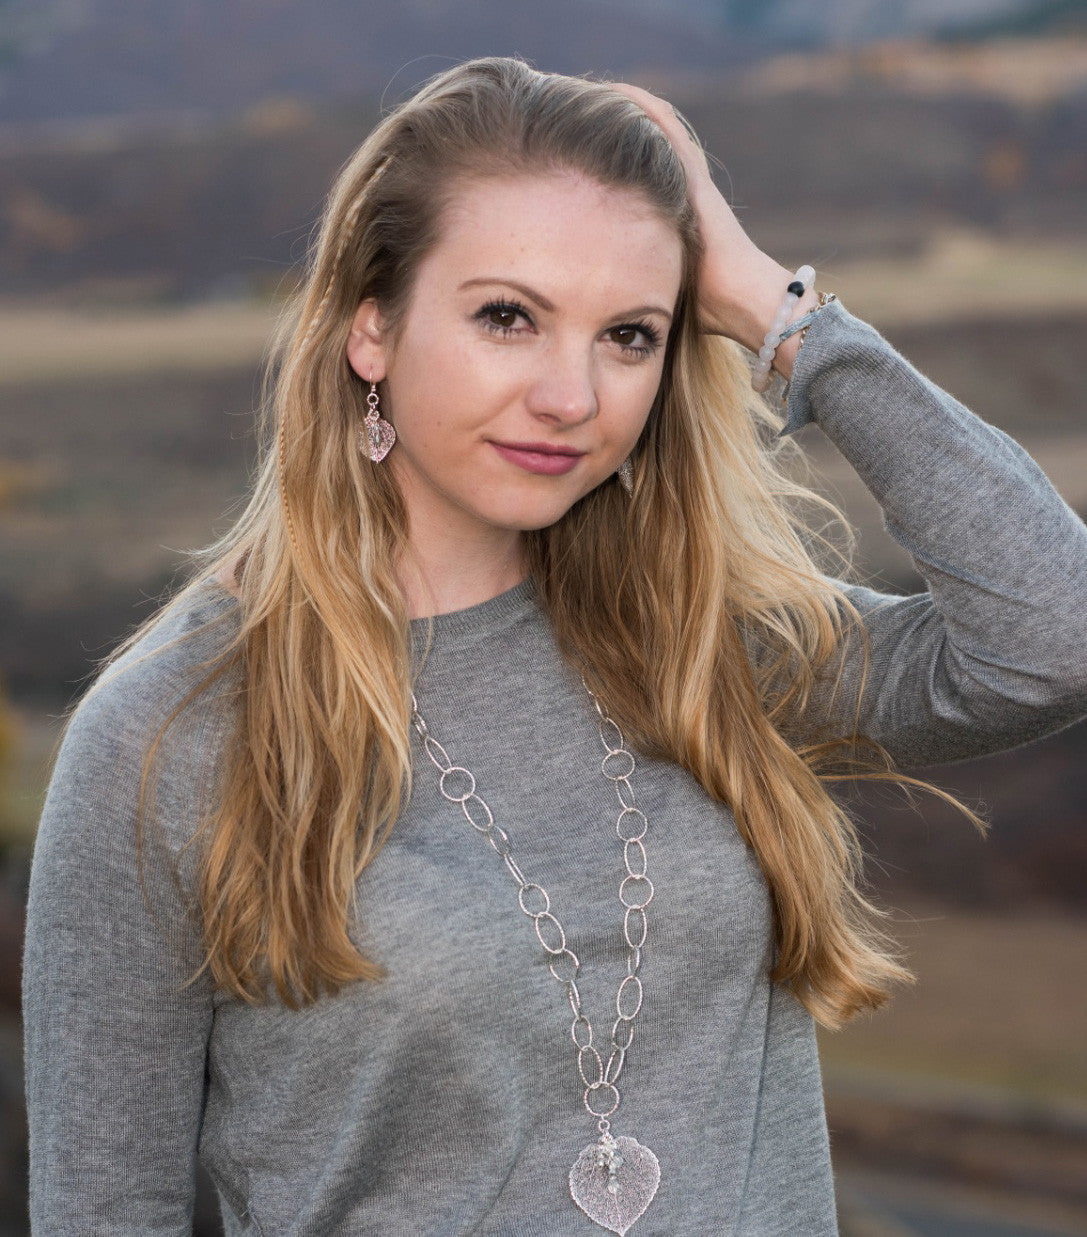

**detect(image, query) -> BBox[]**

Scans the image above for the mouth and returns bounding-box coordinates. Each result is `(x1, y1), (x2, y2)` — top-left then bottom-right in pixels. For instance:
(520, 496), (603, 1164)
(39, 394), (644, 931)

(489, 441), (586, 476)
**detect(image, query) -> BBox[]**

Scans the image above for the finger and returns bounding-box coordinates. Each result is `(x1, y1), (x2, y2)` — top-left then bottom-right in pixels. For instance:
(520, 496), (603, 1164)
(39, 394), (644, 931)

(608, 83), (710, 176)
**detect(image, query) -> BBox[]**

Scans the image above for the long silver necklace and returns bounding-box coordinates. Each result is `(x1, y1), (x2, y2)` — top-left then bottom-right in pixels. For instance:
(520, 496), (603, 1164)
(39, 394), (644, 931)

(410, 684), (661, 1236)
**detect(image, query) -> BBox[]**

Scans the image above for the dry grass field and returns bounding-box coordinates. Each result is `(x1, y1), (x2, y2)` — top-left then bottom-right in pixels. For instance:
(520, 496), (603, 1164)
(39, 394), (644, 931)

(820, 905), (1087, 1102)
(0, 298), (281, 386)
(826, 906), (1087, 1232)
(4, 228), (1087, 384)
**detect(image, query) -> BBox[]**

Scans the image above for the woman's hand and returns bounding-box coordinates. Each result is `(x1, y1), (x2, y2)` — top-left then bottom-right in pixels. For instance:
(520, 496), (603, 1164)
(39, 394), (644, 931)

(609, 82), (819, 380)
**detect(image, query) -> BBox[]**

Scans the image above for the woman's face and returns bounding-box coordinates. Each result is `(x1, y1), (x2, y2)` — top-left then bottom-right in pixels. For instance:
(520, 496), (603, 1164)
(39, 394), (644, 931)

(347, 171), (684, 554)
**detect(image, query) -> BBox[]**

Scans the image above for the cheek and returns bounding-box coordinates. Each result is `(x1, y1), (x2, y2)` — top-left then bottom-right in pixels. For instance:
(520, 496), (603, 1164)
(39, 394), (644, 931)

(384, 341), (447, 427)
(390, 328), (506, 423)
(622, 375), (663, 440)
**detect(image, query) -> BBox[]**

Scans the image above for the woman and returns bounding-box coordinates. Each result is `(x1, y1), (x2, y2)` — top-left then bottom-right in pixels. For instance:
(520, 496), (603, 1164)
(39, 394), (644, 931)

(23, 56), (1087, 1235)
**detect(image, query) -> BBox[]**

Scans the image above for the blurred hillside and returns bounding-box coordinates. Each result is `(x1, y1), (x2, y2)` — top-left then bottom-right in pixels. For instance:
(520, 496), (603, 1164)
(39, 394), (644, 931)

(1, 0), (1079, 124)
(2, 34), (1086, 301)
(0, 0), (753, 123)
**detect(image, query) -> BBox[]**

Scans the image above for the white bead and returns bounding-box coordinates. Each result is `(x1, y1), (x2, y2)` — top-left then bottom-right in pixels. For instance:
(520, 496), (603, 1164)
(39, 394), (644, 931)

(795, 264), (815, 285)
(758, 344), (776, 361)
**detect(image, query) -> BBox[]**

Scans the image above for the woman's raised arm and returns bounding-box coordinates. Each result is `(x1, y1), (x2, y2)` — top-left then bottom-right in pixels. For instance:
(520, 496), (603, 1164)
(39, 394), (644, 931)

(779, 298), (1087, 768)
(614, 79), (1087, 768)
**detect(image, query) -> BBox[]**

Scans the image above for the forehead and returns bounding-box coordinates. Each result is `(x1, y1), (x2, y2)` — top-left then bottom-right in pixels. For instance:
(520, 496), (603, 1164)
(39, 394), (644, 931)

(419, 171), (684, 304)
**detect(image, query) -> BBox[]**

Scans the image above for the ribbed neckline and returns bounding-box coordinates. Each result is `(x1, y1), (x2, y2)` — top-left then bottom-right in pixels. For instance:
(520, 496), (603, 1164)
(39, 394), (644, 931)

(409, 575), (540, 652)
(199, 572), (541, 650)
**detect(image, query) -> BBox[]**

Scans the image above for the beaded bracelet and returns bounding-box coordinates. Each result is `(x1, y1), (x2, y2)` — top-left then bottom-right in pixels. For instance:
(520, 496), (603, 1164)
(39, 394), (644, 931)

(750, 264), (816, 393)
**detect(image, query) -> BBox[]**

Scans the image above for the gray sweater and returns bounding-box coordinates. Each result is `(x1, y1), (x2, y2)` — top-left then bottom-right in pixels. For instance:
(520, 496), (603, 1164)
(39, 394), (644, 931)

(23, 299), (1087, 1235)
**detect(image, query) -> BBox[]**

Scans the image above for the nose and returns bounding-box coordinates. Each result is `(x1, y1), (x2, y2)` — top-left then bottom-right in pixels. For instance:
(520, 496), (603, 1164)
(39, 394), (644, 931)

(524, 342), (599, 427)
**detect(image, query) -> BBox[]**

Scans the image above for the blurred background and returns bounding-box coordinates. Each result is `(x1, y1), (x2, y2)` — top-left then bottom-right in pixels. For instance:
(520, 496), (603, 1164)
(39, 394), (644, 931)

(1, 1), (1086, 1233)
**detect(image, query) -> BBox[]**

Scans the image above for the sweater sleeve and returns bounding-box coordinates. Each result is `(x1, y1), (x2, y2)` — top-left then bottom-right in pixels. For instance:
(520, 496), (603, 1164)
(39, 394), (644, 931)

(776, 298), (1087, 770)
(22, 599), (236, 1234)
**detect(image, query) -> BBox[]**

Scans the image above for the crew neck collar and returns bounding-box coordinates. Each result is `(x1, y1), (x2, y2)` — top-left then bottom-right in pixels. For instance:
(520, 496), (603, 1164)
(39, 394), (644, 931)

(199, 571), (541, 648)
(409, 575), (539, 650)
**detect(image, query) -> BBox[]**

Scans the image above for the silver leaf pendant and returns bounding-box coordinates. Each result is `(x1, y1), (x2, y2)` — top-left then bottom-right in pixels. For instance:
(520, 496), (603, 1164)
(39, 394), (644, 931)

(361, 417), (396, 463)
(569, 1133), (661, 1235)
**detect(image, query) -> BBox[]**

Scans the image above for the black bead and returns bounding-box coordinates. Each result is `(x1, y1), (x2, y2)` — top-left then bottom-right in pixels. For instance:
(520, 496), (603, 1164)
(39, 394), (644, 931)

(786, 281), (805, 297)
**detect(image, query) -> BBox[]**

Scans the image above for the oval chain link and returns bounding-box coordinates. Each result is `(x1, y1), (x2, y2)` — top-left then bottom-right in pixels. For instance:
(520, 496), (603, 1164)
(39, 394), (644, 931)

(410, 684), (654, 1125)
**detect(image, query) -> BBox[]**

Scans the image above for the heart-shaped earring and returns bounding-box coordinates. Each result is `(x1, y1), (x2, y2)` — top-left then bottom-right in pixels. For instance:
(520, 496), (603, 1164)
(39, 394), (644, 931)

(359, 368), (396, 463)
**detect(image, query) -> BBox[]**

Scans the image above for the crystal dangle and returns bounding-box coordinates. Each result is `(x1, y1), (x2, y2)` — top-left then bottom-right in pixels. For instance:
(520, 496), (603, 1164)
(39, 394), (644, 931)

(359, 371), (396, 463)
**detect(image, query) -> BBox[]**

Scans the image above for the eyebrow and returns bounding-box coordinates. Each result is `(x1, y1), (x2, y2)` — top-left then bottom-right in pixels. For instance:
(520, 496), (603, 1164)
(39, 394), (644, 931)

(457, 277), (674, 322)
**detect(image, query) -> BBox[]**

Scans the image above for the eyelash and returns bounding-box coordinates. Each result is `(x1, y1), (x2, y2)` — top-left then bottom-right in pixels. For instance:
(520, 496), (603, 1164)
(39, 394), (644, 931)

(474, 298), (663, 358)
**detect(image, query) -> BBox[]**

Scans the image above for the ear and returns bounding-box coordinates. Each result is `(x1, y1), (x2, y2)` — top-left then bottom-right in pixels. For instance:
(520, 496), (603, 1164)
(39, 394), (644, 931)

(346, 298), (389, 383)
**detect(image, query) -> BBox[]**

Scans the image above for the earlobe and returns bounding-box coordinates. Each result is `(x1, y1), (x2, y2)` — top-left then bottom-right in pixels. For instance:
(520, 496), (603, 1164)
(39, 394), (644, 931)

(346, 299), (387, 382)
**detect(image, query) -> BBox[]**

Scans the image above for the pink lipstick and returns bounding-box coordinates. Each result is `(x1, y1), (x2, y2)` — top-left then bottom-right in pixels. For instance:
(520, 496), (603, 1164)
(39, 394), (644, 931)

(490, 441), (585, 476)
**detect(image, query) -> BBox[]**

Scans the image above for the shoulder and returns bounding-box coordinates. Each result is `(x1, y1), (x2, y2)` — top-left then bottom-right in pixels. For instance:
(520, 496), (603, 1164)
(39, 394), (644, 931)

(46, 578), (243, 847)
(26, 586), (239, 1009)
(78, 576), (241, 735)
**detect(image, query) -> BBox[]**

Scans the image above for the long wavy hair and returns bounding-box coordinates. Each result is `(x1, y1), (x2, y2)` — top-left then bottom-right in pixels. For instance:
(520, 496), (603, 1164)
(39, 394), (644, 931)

(109, 56), (979, 1027)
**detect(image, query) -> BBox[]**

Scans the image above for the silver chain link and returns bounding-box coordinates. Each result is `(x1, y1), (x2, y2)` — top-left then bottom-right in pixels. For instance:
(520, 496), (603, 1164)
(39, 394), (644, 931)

(410, 683), (654, 1130)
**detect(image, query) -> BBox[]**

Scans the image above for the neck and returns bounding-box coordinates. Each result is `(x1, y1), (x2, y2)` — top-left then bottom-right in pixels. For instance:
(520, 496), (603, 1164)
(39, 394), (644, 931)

(397, 529), (527, 620)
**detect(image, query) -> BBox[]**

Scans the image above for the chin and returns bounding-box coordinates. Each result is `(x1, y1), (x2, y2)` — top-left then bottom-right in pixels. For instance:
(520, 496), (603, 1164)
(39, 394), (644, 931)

(471, 493), (578, 533)
(518, 492), (599, 531)
(486, 510), (570, 534)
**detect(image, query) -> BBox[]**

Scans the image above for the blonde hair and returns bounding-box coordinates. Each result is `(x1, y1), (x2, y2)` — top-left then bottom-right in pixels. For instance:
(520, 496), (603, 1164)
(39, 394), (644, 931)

(108, 56), (979, 1027)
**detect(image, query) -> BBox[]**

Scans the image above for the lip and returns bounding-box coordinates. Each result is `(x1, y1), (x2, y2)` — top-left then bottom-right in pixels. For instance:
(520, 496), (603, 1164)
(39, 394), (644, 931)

(490, 441), (586, 476)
